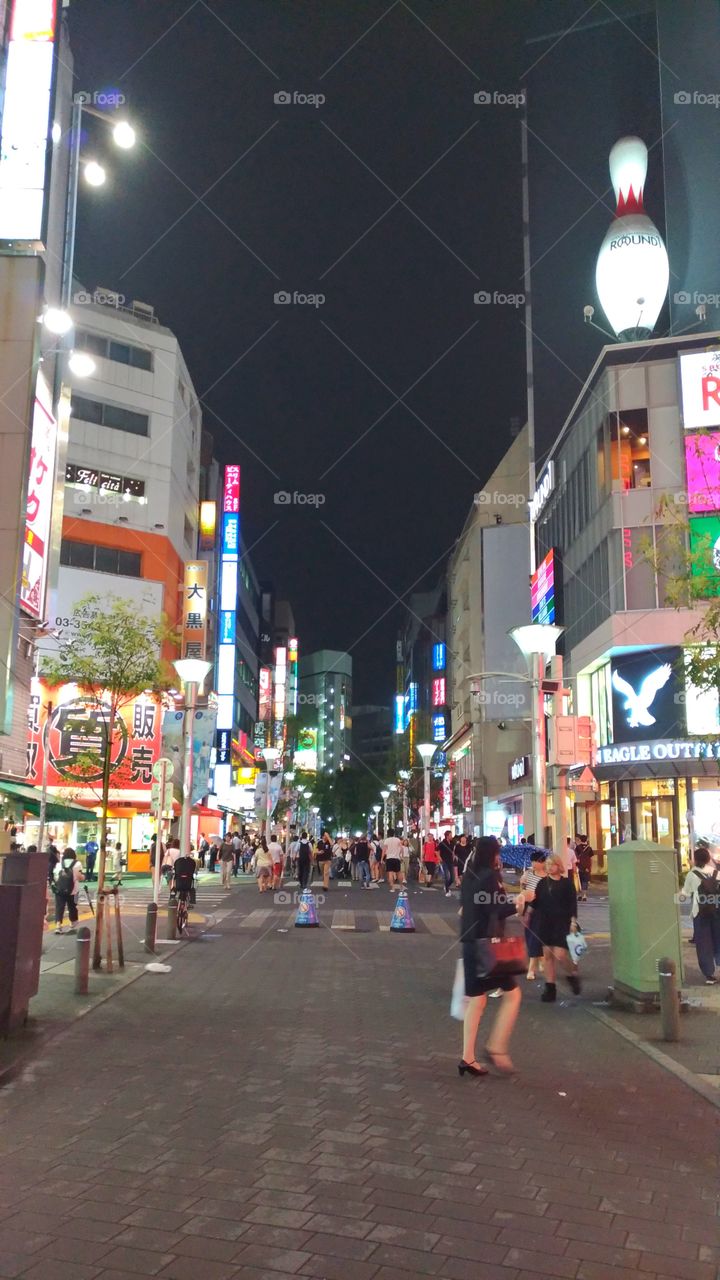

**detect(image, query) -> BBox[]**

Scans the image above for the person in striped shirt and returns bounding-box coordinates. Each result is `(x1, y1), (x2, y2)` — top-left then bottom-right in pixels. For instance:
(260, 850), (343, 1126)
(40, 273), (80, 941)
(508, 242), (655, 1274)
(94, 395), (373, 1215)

(520, 852), (547, 980)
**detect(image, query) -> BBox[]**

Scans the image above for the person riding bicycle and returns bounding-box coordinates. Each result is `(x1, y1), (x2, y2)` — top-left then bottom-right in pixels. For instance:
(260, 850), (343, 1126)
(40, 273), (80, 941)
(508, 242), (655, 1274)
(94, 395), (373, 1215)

(172, 851), (197, 901)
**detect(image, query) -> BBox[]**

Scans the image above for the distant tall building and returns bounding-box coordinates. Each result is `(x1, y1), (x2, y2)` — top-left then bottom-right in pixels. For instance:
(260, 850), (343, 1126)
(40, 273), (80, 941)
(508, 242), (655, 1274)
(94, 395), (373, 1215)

(253, 589), (298, 763)
(297, 650), (352, 775)
(350, 705), (392, 775)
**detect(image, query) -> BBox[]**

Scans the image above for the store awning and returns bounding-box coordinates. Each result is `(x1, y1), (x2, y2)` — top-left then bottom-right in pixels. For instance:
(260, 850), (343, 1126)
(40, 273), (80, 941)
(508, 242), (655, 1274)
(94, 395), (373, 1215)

(0, 779), (96, 822)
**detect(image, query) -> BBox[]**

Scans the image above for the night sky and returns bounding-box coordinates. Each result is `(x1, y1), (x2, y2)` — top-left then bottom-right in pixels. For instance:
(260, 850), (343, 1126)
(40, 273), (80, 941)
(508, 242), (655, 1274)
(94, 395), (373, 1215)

(67, 1), (655, 702)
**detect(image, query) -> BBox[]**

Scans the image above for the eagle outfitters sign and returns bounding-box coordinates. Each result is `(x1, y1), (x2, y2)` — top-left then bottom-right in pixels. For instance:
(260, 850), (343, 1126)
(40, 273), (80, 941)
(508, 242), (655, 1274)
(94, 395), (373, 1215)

(596, 740), (720, 766)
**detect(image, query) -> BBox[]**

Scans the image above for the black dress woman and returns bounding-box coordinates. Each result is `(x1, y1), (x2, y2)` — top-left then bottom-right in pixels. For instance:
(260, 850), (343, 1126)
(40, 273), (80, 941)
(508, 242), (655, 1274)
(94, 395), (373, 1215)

(459, 836), (523, 1077)
(523, 852), (581, 1001)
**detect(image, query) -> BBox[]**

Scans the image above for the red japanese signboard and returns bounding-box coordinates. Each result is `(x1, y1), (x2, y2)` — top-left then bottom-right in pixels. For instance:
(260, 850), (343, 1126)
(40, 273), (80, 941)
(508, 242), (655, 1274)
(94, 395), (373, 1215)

(462, 779), (472, 810)
(26, 680), (163, 805)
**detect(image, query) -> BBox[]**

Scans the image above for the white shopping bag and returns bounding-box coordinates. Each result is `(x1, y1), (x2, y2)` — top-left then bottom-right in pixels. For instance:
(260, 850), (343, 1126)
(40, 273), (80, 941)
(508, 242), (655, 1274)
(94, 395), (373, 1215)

(450, 958), (468, 1020)
(567, 929), (588, 963)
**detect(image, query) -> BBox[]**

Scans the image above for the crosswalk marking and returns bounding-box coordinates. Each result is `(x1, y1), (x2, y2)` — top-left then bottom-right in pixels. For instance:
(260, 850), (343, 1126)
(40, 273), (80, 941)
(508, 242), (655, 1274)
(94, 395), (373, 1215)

(331, 910), (355, 930)
(419, 914), (456, 935)
(238, 909), (275, 929)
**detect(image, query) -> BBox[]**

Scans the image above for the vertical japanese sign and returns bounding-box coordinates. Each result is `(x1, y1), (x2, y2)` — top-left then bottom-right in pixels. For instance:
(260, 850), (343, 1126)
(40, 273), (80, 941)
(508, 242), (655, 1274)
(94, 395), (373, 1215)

(0, 0), (58, 244)
(181, 561), (208, 659)
(288, 637), (299, 715)
(20, 370), (56, 618)
(215, 464), (240, 795)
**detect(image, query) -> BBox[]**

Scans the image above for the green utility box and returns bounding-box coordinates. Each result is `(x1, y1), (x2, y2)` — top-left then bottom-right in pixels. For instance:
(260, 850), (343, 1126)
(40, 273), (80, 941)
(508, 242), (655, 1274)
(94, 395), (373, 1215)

(607, 839), (683, 1008)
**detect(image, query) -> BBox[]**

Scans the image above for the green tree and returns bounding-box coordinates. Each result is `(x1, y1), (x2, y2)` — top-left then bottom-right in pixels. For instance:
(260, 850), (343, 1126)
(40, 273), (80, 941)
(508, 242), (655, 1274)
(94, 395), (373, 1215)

(42, 594), (170, 891)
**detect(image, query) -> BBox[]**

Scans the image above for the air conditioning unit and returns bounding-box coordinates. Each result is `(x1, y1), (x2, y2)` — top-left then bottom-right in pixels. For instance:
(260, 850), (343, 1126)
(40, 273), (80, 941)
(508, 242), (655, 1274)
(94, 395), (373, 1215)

(132, 300), (156, 322)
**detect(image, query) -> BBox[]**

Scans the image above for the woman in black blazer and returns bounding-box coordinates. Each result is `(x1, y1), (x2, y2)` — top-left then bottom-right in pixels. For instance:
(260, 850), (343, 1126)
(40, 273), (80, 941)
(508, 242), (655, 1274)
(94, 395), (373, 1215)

(459, 836), (522, 1077)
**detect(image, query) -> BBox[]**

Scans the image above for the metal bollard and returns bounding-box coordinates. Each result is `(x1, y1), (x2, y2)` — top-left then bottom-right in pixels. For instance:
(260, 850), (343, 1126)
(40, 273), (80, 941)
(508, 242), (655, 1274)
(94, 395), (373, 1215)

(658, 956), (680, 1041)
(144, 902), (158, 954)
(74, 926), (91, 995)
(167, 899), (178, 941)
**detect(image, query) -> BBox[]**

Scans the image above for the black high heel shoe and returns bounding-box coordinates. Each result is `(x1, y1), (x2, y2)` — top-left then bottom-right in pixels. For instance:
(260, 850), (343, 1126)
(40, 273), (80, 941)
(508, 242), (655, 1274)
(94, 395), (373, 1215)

(457, 1060), (489, 1077)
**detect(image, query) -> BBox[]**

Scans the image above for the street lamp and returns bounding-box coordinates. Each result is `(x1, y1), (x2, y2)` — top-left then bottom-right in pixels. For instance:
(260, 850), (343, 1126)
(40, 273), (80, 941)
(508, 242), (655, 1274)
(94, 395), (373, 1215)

(262, 747), (280, 840)
(380, 789), (390, 838)
(398, 769), (411, 834)
(388, 782), (398, 829)
(416, 743), (436, 838)
(510, 623), (564, 847)
(311, 805), (320, 840)
(173, 658), (212, 860)
(372, 803), (381, 836)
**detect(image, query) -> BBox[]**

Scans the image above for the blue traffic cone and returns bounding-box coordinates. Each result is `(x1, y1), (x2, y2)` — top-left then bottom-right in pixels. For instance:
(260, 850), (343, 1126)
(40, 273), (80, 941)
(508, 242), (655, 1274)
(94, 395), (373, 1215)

(294, 888), (319, 928)
(390, 888), (415, 932)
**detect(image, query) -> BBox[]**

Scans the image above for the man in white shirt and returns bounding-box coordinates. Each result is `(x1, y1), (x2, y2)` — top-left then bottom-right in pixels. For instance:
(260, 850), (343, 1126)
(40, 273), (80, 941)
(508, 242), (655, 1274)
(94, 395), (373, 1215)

(682, 847), (720, 984)
(381, 829), (405, 890)
(558, 837), (578, 878)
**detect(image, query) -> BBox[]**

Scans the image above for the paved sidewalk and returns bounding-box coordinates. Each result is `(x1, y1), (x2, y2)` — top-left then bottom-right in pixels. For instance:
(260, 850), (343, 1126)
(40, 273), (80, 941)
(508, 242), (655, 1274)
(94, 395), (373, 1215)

(0, 884), (718, 1280)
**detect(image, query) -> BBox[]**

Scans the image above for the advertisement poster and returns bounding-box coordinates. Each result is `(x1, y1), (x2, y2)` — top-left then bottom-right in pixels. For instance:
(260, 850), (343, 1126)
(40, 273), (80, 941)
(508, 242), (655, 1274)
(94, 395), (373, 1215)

(161, 706), (217, 804)
(27, 680), (162, 804)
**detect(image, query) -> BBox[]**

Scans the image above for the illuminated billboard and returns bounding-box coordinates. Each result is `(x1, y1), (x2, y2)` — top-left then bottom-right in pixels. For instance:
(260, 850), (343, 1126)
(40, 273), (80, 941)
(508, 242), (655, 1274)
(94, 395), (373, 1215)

(295, 726), (317, 773)
(215, 464), (240, 790)
(20, 371), (56, 618)
(689, 514), (720, 595)
(685, 432), (720, 514)
(180, 561), (208, 660)
(679, 349), (720, 431)
(432, 677), (446, 707)
(531, 548), (556, 625)
(0, 0), (58, 244)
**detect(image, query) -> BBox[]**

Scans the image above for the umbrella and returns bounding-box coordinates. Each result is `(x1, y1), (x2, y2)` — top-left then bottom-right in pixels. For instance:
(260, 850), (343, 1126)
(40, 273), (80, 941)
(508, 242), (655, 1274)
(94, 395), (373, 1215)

(500, 843), (550, 872)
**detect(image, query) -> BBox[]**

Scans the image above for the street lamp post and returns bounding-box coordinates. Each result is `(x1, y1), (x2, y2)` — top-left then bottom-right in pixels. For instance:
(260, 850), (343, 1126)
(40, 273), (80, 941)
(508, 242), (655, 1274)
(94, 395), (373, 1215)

(388, 783), (398, 829)
(398, 769), (411, 835)
(284, 770), (295, 866)
(416, 744), (436, 838)
(372, 804), (381, 837)
(380, 789), (390, 837)
(509, 624), (564, 847)
(174, 659), (212, 860)
(311, 805), (320, 841)
(262, 747), (279, 840)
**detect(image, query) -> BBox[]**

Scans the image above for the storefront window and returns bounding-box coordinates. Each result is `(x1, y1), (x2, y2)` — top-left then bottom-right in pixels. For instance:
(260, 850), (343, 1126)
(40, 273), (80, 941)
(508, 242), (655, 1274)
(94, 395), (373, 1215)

(611, 409), (651, 490)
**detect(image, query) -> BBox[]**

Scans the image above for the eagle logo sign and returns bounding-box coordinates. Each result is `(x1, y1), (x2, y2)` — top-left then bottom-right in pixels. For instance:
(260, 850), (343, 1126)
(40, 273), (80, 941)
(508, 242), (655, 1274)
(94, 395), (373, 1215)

(611, 664), (672, 729)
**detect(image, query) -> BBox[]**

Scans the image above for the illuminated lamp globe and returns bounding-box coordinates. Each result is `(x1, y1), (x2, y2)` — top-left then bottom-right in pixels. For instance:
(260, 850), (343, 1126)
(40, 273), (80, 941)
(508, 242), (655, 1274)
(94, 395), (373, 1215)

(173, 658), (212, 688)
(84, 160), (106, 187)
(416, 743), (435, 765)
(43, 307), (73, 335)
(113, 121), (136, 149)
(68, 350), (96, 377)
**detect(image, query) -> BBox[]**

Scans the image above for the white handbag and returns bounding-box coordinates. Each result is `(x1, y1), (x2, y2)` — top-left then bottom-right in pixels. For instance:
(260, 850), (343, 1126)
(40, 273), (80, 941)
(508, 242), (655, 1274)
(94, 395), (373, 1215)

(450, 959), (468, 1020)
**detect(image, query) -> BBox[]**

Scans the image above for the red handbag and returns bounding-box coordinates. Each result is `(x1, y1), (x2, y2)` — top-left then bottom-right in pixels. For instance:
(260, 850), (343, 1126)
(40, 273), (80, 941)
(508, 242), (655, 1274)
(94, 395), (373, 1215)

(474, 929), (528, 978)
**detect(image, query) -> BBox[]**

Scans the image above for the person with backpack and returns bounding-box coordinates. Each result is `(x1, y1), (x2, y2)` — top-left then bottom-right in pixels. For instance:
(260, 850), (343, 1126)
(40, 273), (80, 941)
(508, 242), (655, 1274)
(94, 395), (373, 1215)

(296, 831), (313, 890)
(52, 848), (84, 934)
(683, 848), (720, 983)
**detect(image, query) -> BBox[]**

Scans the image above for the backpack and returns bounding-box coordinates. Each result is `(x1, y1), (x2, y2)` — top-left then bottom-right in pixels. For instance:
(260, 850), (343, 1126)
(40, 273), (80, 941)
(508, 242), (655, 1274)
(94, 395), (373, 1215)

(692, 867), (720, 918)
(298, 840), (311, 858)
(56, 860), (75, 895)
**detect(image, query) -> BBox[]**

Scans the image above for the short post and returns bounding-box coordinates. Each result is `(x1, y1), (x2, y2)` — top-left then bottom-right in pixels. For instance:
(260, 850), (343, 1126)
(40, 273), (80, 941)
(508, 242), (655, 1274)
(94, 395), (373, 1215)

(658, 956), (680, 1041)
(74, 925), (91, 995)
(167, 898), (178, 941)
(113, 889), (125, 969)
(144, 902), (158, 954)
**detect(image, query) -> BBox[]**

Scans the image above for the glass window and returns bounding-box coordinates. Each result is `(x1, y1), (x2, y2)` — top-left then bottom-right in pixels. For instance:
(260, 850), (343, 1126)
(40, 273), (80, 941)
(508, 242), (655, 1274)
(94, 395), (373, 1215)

(94, 545), (117, 574)
(103, 403), (149, 436)
(109, 341), (131, 365)
(130, 346), (152, 371)
(71, 395), (103, 424)
(612, 409), (651, 490)
(117, 549), (141, 577)
(60, 539), (93, 568)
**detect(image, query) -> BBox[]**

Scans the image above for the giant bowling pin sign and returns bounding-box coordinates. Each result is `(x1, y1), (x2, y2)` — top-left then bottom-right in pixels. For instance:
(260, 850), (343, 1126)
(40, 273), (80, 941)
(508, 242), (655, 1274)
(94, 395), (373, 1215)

(595, 136), (669, 341)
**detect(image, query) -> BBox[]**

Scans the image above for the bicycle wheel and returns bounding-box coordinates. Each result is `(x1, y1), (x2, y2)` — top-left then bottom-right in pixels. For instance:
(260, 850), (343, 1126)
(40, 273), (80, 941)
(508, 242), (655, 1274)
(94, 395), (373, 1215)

(176, 896), (188, 934)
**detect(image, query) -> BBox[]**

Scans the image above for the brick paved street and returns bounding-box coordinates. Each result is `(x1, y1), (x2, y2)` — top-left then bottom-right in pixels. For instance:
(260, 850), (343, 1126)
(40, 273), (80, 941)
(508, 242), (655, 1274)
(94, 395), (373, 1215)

(0, 882), (719, 1280)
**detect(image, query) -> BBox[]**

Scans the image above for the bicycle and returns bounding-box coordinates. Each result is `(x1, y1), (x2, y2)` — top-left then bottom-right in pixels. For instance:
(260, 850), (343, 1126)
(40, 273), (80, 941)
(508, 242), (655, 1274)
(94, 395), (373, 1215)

(176, 888), (189, 934)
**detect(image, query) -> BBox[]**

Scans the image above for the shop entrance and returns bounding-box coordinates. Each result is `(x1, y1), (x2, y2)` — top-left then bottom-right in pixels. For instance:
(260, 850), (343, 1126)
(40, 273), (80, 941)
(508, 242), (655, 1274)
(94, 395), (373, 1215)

(631, 793), (676, 848)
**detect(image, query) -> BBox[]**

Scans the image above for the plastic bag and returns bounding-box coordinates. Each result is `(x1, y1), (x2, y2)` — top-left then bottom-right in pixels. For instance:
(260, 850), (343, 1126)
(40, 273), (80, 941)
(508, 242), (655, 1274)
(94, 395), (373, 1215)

(567, 929), (588, 963)
(450, 959), (468, 1021)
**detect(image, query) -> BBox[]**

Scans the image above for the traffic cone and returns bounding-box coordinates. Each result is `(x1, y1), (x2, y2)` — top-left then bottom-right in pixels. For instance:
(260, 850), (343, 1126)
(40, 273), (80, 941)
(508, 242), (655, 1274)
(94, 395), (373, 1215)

(390, 888), (415, 933)
(294, 888), (319, 928)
